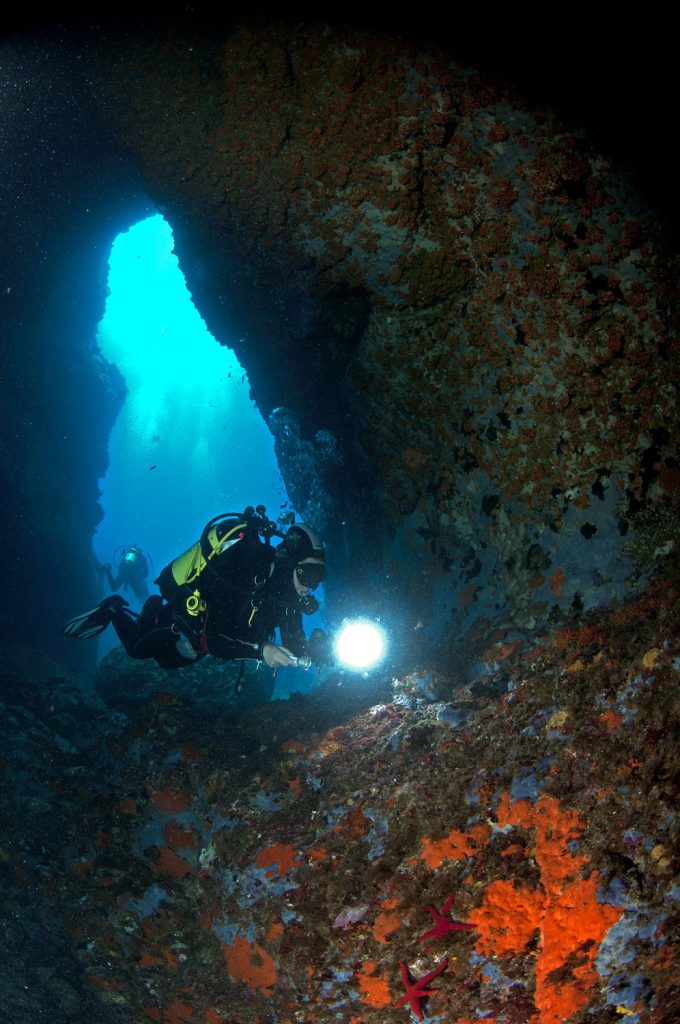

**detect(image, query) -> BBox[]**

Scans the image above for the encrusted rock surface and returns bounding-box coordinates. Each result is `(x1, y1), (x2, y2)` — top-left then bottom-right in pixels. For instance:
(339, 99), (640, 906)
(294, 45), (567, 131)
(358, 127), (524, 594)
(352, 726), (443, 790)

(2, 18), (679, 1022)
(2, 559), (679, 1023)
(83, 16), (680, 670)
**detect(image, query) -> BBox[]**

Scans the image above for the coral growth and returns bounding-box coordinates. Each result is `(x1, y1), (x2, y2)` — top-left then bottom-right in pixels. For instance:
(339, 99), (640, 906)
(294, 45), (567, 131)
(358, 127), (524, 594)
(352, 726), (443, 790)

(2, 565), (679, 1021)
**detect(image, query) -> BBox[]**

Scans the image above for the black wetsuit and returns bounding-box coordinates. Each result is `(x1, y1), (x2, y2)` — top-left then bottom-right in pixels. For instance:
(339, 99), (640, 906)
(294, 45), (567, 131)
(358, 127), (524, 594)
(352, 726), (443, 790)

(109, 530), (307, 670)
(104, 548), (149, 602)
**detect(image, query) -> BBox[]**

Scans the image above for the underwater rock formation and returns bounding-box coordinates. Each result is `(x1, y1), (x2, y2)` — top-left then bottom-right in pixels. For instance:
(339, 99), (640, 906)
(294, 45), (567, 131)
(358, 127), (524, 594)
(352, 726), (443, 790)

(2, 560), (679, 1022)
(268, 407), (340, 537)
(0, 34), (150, 665)
(81, 15), (679, 670)
(1, 15), (679, 1022)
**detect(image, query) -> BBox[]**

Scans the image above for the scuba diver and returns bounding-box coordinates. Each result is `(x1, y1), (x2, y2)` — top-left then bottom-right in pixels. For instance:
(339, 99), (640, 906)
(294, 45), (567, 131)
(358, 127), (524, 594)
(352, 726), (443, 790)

(102, 545), (150, 602)
(64, 507), (331, 674)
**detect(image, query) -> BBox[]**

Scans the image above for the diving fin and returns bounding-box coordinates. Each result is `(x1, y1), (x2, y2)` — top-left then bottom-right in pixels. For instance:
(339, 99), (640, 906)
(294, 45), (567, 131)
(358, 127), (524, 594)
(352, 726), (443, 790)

(63, 595), (129, 640)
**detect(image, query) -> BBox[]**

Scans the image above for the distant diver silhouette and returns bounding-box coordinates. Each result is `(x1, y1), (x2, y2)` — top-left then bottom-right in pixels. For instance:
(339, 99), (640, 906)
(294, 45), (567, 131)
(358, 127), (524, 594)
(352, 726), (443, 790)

(102, 544), (150, 601)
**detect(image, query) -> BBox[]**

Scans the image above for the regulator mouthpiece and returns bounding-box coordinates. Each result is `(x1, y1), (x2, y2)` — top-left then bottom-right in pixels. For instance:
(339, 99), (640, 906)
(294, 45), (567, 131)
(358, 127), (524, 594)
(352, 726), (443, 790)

(299, 593), (319, 616)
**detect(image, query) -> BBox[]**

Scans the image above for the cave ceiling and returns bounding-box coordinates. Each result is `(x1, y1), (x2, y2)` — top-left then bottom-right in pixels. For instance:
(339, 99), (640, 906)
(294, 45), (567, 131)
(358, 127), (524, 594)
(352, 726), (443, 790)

(76, 12), (679, 669)
(2, 8), (678, 670)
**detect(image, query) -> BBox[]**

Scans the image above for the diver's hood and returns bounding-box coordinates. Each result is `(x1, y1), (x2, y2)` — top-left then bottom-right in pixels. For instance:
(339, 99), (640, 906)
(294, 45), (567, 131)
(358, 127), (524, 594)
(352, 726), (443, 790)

(277, 523), (325, 564)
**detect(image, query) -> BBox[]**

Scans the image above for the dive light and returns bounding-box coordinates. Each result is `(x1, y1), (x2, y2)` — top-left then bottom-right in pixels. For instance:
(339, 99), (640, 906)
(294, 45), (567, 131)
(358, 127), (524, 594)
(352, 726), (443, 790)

(290, 654), (312, 670)
(333, 619), (386, 671)
(287, 621), (386, 673)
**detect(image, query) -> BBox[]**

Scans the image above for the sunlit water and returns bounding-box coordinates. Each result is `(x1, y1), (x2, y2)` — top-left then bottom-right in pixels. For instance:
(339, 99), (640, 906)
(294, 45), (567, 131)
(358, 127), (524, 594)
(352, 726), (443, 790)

(93, 214), (322, 695)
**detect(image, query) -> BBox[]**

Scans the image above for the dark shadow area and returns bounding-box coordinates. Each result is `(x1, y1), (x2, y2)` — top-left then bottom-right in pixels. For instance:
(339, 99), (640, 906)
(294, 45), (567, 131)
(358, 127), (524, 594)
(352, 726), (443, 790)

(0, 33), (153, 666)
(4, 5), (677, 236)
(0, 12), (678, 1023)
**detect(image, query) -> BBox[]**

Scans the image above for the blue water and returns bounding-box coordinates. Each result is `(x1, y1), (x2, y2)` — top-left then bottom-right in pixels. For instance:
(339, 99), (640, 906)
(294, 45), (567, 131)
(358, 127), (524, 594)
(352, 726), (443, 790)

(92, 214), (323, 695)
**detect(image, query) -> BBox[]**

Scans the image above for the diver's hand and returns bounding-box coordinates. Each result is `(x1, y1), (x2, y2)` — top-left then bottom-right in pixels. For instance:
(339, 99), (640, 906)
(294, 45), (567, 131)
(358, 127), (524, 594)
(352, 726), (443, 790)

(261, 643), (298, 669)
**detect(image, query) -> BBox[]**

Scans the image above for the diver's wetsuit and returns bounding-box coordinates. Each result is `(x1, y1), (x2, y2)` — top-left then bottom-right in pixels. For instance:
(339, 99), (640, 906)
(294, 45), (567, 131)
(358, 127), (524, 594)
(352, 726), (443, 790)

(104, 547), (149, 602)
(109, 597), (185, 669)
(109, 532), (308, 670)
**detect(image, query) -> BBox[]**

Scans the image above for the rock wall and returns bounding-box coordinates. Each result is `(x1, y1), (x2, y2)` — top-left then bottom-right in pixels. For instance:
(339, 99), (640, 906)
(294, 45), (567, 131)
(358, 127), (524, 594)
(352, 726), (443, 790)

(2, 562), (678, 1023)
(1, 18), (679, 1024)
(83, 16), (679, 671)
(0, 33), (151, 665)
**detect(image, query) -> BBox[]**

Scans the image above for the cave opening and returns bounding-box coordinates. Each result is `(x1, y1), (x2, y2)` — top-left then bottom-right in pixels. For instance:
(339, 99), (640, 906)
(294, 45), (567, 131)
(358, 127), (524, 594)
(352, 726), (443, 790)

(92, 213), (324, 694)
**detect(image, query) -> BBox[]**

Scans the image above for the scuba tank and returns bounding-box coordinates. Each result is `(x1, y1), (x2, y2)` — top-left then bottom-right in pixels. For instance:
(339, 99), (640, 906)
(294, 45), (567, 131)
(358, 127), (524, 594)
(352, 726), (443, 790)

(155, 506), (282, 606)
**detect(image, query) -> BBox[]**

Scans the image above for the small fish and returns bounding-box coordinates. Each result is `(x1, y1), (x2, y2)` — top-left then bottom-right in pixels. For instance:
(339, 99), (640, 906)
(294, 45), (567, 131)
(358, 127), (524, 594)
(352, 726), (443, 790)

(148, 465), (157, 471)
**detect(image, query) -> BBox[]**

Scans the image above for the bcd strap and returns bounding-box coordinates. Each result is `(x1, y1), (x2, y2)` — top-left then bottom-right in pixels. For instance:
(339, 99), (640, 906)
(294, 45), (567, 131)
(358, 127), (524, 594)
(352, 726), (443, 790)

(199, 514), (248, 563)
(158, 507), (282, 603)
(167, 517), (247, 593)
(247, 570), (270, 626)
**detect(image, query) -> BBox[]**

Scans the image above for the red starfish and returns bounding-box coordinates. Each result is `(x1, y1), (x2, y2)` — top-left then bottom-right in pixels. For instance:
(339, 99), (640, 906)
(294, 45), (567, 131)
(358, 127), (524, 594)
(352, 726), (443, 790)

(417, 893), (475, 952)
(393, 958), (448, 1020)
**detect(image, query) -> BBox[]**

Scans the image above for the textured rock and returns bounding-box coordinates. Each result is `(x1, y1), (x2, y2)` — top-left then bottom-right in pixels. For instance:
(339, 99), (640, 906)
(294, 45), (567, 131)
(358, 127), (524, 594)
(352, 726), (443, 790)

(1, 14), (679, 1024)
(2, 561), (679, 1022)
(0, 34), (149, 664)
(82, 16), (679, 671)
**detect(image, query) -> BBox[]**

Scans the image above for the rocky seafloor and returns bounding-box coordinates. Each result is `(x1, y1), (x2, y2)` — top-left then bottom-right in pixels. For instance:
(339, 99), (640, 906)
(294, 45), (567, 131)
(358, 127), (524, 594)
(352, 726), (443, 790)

(1, 562), (679, 1024)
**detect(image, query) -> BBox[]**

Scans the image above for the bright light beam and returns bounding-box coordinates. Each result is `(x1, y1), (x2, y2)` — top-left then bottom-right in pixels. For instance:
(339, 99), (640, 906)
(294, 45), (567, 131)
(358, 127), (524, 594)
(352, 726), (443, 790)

(334, 620), (386, 671)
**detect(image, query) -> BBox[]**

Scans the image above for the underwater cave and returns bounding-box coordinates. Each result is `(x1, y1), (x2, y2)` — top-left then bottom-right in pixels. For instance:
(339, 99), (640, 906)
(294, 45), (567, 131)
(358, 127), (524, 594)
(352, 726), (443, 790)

(1, 8), (679, 1024)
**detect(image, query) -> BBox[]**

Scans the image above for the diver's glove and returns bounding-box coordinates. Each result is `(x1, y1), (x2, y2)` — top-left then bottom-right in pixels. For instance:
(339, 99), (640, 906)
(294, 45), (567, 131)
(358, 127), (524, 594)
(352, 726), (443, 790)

(261, 643), (299, 669)
(307, 628), (333, 666)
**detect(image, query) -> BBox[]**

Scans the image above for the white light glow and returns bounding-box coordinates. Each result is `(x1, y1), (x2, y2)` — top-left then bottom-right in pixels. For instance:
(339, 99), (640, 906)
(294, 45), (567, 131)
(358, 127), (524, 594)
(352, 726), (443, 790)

(334, 620), (386, 671)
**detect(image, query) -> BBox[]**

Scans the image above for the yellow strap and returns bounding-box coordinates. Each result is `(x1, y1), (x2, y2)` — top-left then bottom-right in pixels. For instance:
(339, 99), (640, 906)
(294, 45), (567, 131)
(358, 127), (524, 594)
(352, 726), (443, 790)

(185, 520), (247, 584)
(182, 522), (249, 617)
(248, 603), (258, 626)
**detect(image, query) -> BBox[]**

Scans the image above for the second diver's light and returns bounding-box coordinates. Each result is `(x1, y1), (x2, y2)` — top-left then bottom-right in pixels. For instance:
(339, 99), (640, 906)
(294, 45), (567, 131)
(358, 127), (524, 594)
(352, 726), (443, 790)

(334, 620), (386, 671)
